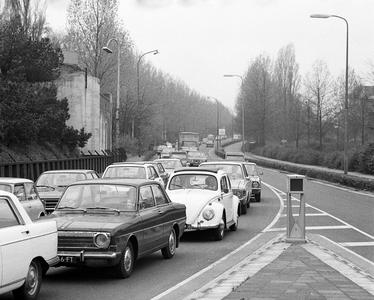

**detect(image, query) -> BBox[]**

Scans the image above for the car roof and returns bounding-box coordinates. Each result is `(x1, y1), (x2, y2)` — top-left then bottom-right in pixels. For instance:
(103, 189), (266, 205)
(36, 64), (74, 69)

(0, 177), (34, 184)
(68, 178), (158, 187)
(109, 162), (152, 167)
(155, 158), (182, 162)
(201, 161), (244, 166)
(173, 167), (223, 175)
(40, 169), (96, 174)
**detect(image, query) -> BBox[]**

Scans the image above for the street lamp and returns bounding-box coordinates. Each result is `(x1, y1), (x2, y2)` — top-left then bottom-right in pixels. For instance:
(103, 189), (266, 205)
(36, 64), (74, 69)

(224, 74), (245, 150)
(208, 96), (219, 149)
(102, 38), (120, 150)
(137, 49), (159, 156)
(310, 14), (349, 174)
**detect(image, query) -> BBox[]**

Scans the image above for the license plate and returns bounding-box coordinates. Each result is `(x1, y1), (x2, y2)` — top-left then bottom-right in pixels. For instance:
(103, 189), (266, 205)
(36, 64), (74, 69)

(60, 256), (77, 263)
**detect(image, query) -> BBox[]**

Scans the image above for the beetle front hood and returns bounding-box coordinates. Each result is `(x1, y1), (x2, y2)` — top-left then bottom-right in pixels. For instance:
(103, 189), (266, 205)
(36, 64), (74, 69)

(43, 213), (136, 233)
(168, 189), (218, 223)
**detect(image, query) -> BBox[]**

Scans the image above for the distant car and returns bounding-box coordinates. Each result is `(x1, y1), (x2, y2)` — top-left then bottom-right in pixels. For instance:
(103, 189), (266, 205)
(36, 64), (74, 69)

(243, 162), (262, 202)
(42, 178), (186, 279)
(154, 158), (184, 176)
(200, 161), (252, 215)
(0, 177), (46, 220)
(102, 162), (164, 187)
(0, 191), (59, 300)
(187, 150), (208, 166)
(165, 167), (239, 241)
(36, 169), (100, 214)
(143, 160), (170, 186)
(170, 151), (189, 166)
(224, 151), (245, 161)
(206, 140), (214, 147)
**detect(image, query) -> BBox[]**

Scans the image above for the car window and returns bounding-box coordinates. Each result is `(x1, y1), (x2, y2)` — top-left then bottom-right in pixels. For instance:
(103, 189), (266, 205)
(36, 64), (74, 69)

(221, 176), (229, 191)
(0, 198), (21, 228)
(148, 166), (158, 179)
(152, 185), (168, 205)
(14, 184), (26, 202)
(244, 165), (257, 176)
(25, 182), (38, 200)
(139, 186), (155, 209)
(103, 166), (146, 179)
(0, 184), (12, 193)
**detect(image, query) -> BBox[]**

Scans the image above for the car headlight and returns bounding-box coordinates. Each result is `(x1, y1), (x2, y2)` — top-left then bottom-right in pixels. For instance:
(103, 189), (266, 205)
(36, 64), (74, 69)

(252, 181), (260, 188)
(202, 208), (215, 221)
(94, 232), (111, 249)
(233, 190), (245, 198)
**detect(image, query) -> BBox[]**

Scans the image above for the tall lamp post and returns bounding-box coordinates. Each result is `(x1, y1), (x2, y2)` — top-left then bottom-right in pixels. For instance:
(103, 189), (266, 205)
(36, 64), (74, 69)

(310, 14), (349, 174)
(224, 74), (245, 150)
(102, 38), (120, 150)
(208, 96), (219, 149)
(136, 49), (159, 156)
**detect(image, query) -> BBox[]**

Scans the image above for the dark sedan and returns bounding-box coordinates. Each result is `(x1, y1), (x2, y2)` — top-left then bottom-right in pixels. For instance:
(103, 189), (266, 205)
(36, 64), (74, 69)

(41, 178), (186, 279)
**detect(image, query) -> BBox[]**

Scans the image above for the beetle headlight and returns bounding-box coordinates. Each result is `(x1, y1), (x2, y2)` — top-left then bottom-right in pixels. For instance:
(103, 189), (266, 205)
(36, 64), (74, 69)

(252, 181), (260, 188)
(94, 232), (111, 249)
(202, 208), (215, 221)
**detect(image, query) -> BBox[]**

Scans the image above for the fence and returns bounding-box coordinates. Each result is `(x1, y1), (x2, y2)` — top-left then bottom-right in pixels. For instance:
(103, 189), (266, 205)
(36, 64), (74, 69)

(0, 149), (127, 181)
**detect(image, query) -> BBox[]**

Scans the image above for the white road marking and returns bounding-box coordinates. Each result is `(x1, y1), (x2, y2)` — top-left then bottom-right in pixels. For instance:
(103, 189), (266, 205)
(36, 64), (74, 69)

(340, 242), (374, 247)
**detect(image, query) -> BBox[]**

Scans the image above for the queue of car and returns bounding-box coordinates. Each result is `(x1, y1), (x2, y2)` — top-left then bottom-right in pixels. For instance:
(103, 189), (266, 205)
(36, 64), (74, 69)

(0, 146), (262, 299)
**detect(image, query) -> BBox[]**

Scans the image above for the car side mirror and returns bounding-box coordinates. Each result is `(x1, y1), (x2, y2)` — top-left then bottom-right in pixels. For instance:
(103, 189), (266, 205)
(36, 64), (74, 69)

(223, 188), (229, 194)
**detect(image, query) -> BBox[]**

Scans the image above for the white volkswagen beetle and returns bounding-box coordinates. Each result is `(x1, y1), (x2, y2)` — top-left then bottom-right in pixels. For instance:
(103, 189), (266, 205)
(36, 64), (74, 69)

(0, 191), (59, 300)
(165, 168), (240, 241)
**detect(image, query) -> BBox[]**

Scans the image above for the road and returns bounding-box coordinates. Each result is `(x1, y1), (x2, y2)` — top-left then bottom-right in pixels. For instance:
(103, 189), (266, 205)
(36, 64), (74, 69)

(2, 142), (372, 300)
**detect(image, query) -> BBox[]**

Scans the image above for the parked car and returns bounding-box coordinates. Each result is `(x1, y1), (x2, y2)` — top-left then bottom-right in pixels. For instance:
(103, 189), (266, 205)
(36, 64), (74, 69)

(170, 151), (189, 166)
(102, 162), (164, 187)
(187, 150), (208, 166)
(243, 162), (262, 202)
(224, 151), (245, 161)
(0, 191), (59, 300)
(42, 178), (186, 279)
(36, 169), (100, 214)
(143, 160), (170, 186)
(154, 158), (184, 176)
(165, 167), (239, 240)
(0, 177), (46, 220)
(206, 139), (214, 147)
(199, 161), (252, 214)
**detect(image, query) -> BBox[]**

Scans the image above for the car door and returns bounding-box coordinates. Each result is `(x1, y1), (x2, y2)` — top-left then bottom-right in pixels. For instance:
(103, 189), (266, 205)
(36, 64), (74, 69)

(24, 182), (45, 219)
(220, 176), (233, 222)
(148, 166), (164, 186)
(13, 183), (32, 218)
(0, 196), (31, 288)
(138, 185), (163, 254)
(151, 184), (172, 243)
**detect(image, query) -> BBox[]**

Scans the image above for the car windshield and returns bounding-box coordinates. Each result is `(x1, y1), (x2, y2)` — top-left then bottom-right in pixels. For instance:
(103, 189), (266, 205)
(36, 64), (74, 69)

(0, 184), (12, 193)
(189, 152), (205, 158)
(103, 166), (146, 179)
(171, 153), (187, 159)
(203, 164), (244, 179)
(245, 165), (257, 176)
(157, 160), (183, 169)
(36, 173), (86, 190)
(169, 174), (217, 191)
(57, 184), (137, 211)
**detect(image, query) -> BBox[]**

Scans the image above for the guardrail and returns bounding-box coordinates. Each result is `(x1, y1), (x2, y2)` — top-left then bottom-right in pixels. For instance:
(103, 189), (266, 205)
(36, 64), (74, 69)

(0, 149), (126, 181)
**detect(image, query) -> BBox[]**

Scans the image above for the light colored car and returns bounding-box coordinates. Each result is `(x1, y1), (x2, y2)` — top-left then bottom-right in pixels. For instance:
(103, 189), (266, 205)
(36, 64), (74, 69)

(243, 162), (262, 202)
(0, 177), (46, 220)
(170, 151), (189, 166)
(187, 150), (208, 166)
(143, 161), (170, 186)
(206, 139), (214, 147)
(200, 161), (252, 215)
(102, 162), (164, 187)
(36, 169), (100, 214)
(0, 191), (59, 300)
(154, 158), (184, 176)
(42, 178), (186, 279)
(166, 167), (239, 241)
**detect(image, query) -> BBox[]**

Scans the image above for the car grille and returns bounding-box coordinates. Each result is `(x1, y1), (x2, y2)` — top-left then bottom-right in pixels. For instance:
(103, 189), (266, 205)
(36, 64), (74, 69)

(41, 198), (59, 212)
(58, 231), (96, 249)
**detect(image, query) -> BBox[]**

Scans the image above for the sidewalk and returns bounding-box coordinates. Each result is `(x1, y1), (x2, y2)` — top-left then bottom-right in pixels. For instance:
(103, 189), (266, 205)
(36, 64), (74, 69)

(183, 233), (374, 300)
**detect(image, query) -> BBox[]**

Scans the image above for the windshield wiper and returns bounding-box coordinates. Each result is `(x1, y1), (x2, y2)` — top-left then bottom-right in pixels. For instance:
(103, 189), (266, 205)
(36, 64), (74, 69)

(57, 206), (86, 211)
(86, 206), (120, 213)
(36, 185), (55, 190)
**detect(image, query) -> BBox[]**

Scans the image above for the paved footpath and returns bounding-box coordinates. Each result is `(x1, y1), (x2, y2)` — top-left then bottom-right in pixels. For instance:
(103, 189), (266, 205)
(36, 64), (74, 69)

(182, 233), (374, 300)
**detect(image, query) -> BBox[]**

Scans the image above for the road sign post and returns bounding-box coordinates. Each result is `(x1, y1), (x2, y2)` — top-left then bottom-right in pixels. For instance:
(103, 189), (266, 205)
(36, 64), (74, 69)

(286, 174), (306, 243)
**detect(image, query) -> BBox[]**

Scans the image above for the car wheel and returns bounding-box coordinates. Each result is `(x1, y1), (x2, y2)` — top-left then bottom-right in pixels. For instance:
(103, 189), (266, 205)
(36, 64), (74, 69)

(255, 192), (261, 202)
(247, 195), (251, 207)
(213, 217), (225, 241)
(241, 202), (247, 214)
(13, 259), (42, 300)
(114, 242), (134, 279)
(161, 227), (176, 259)
(229, 217), (238, 231)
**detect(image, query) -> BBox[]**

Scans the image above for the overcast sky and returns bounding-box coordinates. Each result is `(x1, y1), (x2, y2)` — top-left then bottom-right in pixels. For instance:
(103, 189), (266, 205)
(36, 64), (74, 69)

(46, 0), (374, 109)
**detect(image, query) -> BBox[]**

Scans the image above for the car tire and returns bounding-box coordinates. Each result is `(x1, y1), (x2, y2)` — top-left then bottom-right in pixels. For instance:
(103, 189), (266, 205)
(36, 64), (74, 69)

(247, 195), (251, 207)
(255, 192), (261, 202)
(241, 202), (247, 214)
(114, 242), (134, 279)
(13, 259), (42, 300)
(229, 217), (238, 231)
(213, 217), (225, 241)
(161, 227), (177, 259)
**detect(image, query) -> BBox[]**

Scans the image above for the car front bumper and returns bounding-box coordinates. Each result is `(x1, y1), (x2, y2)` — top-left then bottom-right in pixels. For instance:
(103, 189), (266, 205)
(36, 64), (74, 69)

(57, 249), (122, 267)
